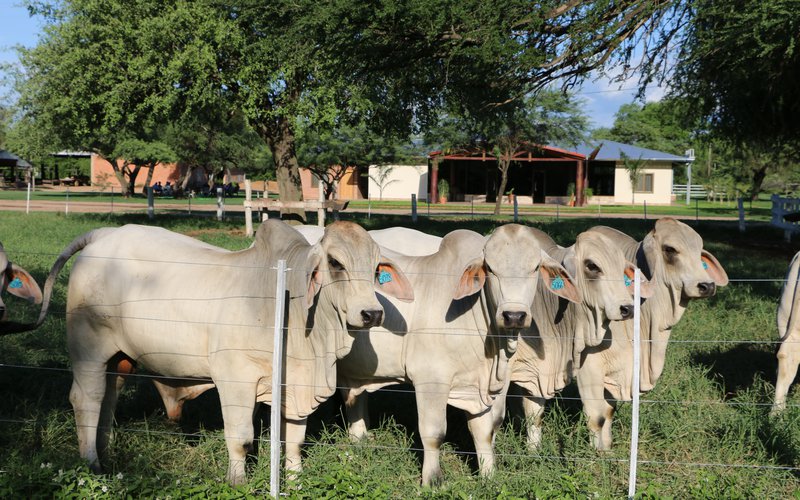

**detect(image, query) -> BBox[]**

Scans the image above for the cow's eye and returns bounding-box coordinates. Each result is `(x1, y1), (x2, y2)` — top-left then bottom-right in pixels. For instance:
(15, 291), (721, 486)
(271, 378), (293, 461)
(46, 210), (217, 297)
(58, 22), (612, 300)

(584, 260), (602, 275)
(328, 257), (345, 271)
(662, 245), (678, 256)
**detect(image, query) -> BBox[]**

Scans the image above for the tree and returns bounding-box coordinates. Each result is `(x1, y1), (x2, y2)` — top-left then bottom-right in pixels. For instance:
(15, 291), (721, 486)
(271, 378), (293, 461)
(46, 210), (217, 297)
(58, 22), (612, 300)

(593, 99), (694, 156)
(428, 89), (588, 214)
(295, 122), (408, 200)
(14, 0), (210, 196)
(368, 165), (399, 201)
(17, 0), (687, 213)
(620, 151), (648, 204)
(667, 0), (800, 197)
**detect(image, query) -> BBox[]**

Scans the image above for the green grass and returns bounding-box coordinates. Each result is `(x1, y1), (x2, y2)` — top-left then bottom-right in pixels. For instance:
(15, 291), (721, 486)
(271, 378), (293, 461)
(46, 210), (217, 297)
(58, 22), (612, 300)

(1, 212), (800, 497)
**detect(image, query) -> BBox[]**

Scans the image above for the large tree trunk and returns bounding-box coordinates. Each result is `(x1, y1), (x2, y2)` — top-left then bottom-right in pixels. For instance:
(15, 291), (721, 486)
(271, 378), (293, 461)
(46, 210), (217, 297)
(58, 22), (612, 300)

(142, 162), (157, 195)
(750, 164), (768, 200)
(98, 153), (131, 198)
(256, 115), (305, 222)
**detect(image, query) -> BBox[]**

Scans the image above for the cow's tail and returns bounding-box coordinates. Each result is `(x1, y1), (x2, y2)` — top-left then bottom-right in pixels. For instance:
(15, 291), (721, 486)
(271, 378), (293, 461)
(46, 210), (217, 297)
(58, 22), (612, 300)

(0, 229), (107, 335)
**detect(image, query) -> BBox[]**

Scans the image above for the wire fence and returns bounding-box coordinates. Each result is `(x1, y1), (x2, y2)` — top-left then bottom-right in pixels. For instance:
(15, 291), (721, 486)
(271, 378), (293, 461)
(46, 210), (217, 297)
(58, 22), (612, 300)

(1, 250), (798, 497)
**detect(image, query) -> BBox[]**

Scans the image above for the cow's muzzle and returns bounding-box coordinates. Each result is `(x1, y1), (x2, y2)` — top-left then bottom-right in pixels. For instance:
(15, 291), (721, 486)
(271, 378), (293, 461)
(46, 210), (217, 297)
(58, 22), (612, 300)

(696, 281), (716, 297)
(501, 310), (528, 329)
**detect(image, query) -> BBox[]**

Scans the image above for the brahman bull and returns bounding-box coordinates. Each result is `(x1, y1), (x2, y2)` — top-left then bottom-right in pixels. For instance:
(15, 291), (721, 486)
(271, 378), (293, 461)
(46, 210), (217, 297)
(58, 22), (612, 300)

(580, 218), (727, 449)
(0, 242), (42, 334)
(491, 228), (652, 450)
(773, 250), (800, 414)
(336, 224), (579, 485)
(36, 220), (413, 485)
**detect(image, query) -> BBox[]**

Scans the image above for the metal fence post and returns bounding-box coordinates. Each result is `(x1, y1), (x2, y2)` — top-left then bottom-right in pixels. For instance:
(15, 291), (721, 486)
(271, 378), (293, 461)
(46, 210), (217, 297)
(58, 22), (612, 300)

(26, 182), (31, 215)
(513, 195), (519, 222)
(411, 194), (417, 223)
(147, 186), (155, 219)
(627, 269), (642, 500)
(270, 260), (288, 498)
(65, 188), (70, 216)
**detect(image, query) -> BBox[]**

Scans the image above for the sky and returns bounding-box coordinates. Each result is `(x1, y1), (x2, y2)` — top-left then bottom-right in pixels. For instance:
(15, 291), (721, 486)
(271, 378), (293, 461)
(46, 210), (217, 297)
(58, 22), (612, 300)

(0, 2), (664, 130)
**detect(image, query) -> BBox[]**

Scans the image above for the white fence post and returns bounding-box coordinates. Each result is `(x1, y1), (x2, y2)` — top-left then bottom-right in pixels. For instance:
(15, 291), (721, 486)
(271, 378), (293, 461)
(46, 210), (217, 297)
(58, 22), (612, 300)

(627, 269), (642, 500)
(216, 187), (224, 221)
(245, 180), (254, 237)
(26, 182), (31, 214)
(270, 259), (288, 498)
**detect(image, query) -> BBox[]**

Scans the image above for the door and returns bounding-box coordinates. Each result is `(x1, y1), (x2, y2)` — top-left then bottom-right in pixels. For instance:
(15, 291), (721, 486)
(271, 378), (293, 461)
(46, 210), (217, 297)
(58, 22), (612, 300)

(532, 171), (546, 203)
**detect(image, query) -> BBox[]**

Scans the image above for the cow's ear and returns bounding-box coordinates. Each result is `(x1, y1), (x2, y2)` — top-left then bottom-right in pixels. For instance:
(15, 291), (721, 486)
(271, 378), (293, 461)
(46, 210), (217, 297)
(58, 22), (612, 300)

(701, 250), (729, 286)
(539, 252), (581, 304)
(6, 264), (42, 304)
(305, 250), (324, 309)
(454, 257), (486, 300)
(375, 258), (414, 302)
(623, 262), (653, 299)
(639, 231), (659, 278)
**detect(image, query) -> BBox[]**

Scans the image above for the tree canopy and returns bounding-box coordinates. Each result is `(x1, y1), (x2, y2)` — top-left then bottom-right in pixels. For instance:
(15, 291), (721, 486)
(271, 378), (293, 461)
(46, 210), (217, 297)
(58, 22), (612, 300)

(11, 0), (684, 212)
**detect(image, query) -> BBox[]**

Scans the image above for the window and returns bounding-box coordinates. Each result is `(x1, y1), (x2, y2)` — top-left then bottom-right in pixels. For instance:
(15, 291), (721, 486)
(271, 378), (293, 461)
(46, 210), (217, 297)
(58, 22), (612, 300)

(635, 173), (654, 193)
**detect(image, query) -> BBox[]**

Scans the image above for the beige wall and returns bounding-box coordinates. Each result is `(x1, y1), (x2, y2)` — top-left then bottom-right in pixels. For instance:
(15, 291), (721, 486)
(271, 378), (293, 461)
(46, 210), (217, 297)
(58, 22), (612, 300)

(612, 161), (675, 205)
(367, 164), (426, 200)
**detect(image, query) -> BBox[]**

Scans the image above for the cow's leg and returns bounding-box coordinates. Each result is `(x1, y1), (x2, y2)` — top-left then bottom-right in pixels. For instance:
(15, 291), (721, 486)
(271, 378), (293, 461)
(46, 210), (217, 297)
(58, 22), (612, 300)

(521, 395), (546, 450)
(96, 369), (126, 465)
(342, 389), (370, 441)
(466, 410), (495, 477)
(490, 379), (511, 434)
(69, 361), (108, 473)
(415, 381), (449, 486)
(283, 418), (307, 473)
(774, 339), (800, 414)
(216, 380), (258, 486)
(577, 371), (613, 451)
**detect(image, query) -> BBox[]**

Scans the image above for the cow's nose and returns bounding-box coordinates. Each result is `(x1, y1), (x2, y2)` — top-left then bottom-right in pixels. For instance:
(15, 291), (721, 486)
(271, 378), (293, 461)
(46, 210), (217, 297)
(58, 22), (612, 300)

(620, 304), (634, 319)
(502, 311), (527, 328)
(361, 309), (383, 327)
(697, 282), (716, 297)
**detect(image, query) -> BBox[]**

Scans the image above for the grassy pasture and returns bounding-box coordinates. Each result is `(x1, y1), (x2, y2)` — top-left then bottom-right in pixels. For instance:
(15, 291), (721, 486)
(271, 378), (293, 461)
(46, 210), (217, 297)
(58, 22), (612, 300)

(1, 211), (800, 498)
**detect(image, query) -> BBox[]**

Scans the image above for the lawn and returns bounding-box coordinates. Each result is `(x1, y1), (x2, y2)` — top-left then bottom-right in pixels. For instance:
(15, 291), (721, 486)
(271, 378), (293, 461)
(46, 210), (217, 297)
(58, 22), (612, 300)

(1, 211), (799, 498)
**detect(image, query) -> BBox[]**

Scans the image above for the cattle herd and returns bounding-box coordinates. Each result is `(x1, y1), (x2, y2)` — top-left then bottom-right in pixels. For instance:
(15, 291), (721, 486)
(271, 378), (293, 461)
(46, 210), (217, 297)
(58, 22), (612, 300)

(0, 216), (798, 487)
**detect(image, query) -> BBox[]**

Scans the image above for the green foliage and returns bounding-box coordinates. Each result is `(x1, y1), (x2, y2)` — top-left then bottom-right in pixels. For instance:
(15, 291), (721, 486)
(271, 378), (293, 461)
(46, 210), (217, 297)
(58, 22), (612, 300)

(593, 99), (694, 156)
(437, 178), (450, 198)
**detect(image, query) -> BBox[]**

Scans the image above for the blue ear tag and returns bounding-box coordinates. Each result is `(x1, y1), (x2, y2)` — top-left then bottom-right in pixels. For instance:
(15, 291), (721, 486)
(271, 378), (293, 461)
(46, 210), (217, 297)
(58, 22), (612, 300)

(550, 276), (565, 290)
(702, 261), (708, 270)
(624, 274), (632, 287)
(378, 270), (393, 285)
(9, 278), (23, 289)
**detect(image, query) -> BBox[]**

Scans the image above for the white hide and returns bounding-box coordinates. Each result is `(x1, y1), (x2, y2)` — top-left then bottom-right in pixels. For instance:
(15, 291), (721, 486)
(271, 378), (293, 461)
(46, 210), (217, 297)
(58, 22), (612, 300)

(578, 218), (728, 450)
(337, 224), (579, 485)
(774, 250), (800, 414)
(492, 228), (647, 450)
(52, 220), (413, 484)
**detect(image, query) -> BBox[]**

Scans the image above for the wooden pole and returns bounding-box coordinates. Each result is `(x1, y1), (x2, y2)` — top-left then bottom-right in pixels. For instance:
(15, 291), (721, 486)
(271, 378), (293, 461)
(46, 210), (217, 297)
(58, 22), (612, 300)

(245, 179), (254, 237)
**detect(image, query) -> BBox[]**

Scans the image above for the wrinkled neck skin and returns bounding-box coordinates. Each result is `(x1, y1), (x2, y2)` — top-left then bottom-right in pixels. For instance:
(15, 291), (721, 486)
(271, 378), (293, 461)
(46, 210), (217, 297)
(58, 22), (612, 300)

(634, 242), (687, 392)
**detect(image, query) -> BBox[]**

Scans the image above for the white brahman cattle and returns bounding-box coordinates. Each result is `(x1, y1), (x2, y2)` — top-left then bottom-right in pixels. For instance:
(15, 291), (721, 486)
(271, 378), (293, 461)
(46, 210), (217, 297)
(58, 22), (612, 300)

(773, 250), (800, 414)
(491, 228), (652, 450)
(580, 218), (728, 449)
(336, 224), (579, 485)
(36, 220), (413, 484)
(0, 242), (42, 334)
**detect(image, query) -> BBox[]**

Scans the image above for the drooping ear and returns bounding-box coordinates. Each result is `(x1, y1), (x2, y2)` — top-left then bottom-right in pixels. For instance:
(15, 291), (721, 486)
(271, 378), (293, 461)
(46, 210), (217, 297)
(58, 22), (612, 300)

(638, 231), (659, 279)
(6, 264), (42, 304)
(454, 257), (486, 300)
(539, 252), (581, 304)
(623, 262), (653, 299)
(701, 250), (729, 286)
(375, 258), (415, 302)
(304, 249), (324, 309)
